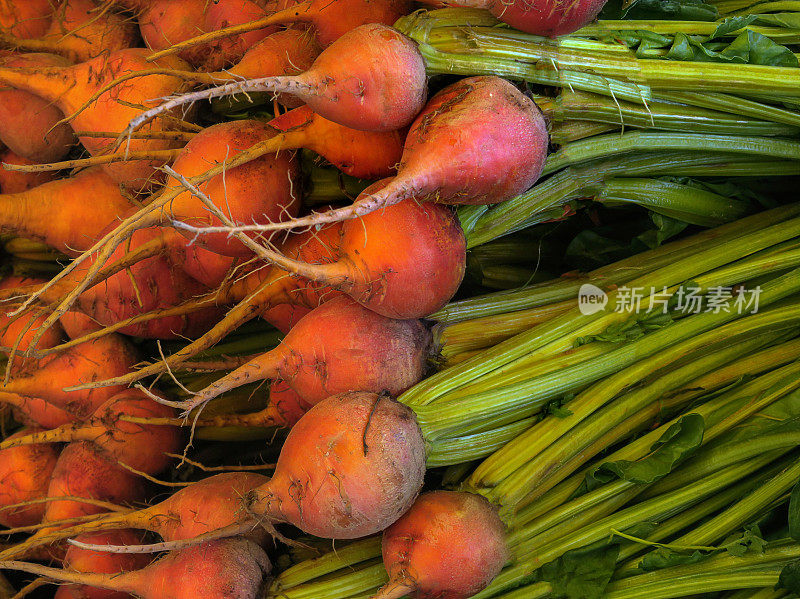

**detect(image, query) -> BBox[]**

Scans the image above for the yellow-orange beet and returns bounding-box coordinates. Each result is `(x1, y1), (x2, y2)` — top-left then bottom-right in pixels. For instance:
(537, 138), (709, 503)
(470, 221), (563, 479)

(0, 52), (74, 163)
(0, 428), (60, 528)
(247, 391), (426, 539)
(0, 48), (193, 189)
(376, 491), (508, 599)
(0, 0), (138, 63)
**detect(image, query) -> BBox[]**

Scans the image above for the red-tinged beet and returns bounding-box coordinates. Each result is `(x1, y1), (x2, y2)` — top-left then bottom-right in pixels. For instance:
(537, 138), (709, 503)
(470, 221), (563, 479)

(0, 0), (138, 62)
(183, 296), (431, 412)
(57, 530), (152, 599)
(0, 389), (183, 474)
(131, 24), (428, 133)
(246, 391), (426, 539)
(0, 48), (193, 189)
(123, 0), (282, 70)
(258, 76), (549, 230)
(0, 0), (52, 38)
(487, 0), (608, 37)
(0, 428), (60, 528)
(1, 538), (272, 599)
(0, 167), (135, 254)
(375, 491), (508, 599)
(0, 52), (74, 163)
(6, 473), (269, 560)
(0, 276), (65, 357)
(0, 335), (138, 428)
(0, 148), (59, 193)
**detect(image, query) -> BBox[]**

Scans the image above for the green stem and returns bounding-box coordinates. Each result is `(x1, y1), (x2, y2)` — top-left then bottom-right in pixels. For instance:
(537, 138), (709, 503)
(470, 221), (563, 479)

(420, 267), (800, 457)
(595, 178), (752, 226)
(439, 207), (800, 324)
(470, 323), (796, 507)
(542, 132), (800, 176)
(605, 570), (782, 599)
(539, 90), (800, 136)
(404, 208), (800, 407)
(467, 153), (797, 248)
(615, 466), (782, 566)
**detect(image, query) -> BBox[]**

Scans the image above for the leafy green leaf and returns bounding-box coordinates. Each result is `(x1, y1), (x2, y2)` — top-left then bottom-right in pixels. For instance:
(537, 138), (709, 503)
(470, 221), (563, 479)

(534, 544), (620, 599)
(633, 213), (689, 250)
(638, 547), (708, 571)
(756, 13), (800, 28)
(723, 525), (767, 556)
(565, 230), (632, 270)
(789, 478), (800, 541)
(546, 397), (575, 418)
(583, 414), (704, 491)
(576, 310), (674, 346)
(708, 15), (758, 40)
(776, 559), (800, 593)
(666, 29), (798, 67)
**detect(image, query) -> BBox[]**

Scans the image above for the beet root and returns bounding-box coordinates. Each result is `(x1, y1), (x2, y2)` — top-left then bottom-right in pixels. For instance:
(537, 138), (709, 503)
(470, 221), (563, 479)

(247, 391), (426, 539)
(0, 428), (60, 528)
(184, 295), (432, 411)
(1, 538), (272, 599)
(58, 529), (152, 599)
(0, 52), (74, 163)
(0, 389), (183, 474)
(376, 491), (508, 599)
(236, 75), (549, 231)
(487, 0), (608, 37)
(128, 24), (428, 134)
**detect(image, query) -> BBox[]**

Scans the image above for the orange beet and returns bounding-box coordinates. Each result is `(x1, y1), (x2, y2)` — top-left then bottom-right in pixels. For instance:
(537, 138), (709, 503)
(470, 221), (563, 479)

(267, 105), (406, 179)
(40, 442), (147, 537)
(57, 529), (151, 599)
(376, 491), (508, 599)
(0, 0), (53, 38)
(161, 119), (301, 257)
(0, 167), (134, 254)
(0, 148), (59, 193)
(0, 389), (183, 474)
(0, 428), (60, 528)
(132, 24), (427, 133)
(1, 538), (272, 599)
(0, 276), (65, 358)
(185, 296), (431, 412)
(4, 473), (269, 560)
(0, 48), (193, 189)
(0, 52), (74, 163)
(150, 0), (411, 55)
(247, 391), (426, 539)
(0, 335), (139, 428)
(124, 0), (279, 70)
(0, 0), (138, 62)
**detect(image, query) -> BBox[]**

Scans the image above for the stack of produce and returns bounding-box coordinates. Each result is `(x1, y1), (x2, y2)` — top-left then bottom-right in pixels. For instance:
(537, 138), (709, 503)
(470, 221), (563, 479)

(0, 0), (798, 597)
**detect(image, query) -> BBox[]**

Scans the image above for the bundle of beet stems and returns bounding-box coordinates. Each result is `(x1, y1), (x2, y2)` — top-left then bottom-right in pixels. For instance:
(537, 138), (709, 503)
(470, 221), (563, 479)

(265, 273), (800, 597)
